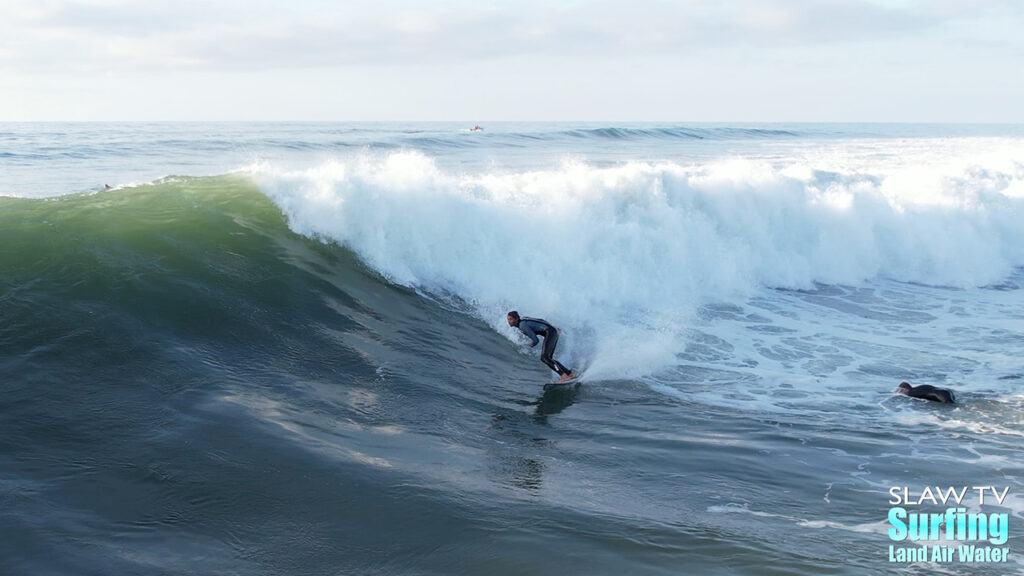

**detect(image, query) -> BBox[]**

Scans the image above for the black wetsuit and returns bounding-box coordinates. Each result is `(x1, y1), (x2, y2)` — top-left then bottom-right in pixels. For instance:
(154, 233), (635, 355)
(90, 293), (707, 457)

(898, 383), (956, 404)
(516, 317), (572, 377)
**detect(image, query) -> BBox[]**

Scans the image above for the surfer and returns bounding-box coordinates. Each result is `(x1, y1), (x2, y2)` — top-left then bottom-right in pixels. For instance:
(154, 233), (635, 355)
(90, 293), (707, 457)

(897, 381), (956, 404)
(507, 311), (576, 383)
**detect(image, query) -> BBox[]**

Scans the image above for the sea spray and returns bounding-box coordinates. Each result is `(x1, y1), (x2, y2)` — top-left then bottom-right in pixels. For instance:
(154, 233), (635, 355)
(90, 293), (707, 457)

(254, 150), (1024, 380)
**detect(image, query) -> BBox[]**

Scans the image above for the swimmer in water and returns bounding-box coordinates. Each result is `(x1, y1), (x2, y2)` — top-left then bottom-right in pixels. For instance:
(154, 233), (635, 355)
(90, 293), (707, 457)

(897, 381), (956, 404)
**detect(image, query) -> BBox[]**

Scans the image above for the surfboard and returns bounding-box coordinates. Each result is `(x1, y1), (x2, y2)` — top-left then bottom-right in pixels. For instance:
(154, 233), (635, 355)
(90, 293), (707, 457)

(543, 376), (581, 390)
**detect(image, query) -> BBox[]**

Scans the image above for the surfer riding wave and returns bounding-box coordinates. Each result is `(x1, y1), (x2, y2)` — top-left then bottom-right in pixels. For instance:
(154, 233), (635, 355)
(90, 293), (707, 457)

(507, 311), (576, 383)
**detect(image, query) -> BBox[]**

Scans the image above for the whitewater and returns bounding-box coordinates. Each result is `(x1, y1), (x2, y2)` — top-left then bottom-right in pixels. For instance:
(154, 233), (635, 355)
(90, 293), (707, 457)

(2, 122), (1023, 575)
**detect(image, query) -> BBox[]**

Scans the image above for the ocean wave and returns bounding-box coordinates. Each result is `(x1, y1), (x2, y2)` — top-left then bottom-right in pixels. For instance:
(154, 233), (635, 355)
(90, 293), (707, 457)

(252, 150), (1024, 379)
(6, 147), (1022, 384)
(510, 125), (800, 142)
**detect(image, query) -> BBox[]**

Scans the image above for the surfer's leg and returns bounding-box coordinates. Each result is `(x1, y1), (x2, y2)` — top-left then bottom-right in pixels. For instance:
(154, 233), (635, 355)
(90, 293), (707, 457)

(540, 355), (562, 374)
(541, 332), (571, 376)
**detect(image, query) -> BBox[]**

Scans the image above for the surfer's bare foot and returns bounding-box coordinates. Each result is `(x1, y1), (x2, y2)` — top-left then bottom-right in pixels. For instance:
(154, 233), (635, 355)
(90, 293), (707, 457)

(557, 373), (576, 383)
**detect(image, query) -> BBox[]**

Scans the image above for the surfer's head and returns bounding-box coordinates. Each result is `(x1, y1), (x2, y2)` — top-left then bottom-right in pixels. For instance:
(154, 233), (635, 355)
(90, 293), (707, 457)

(898, 381), (912, 393)
(507, 311), (520, 327)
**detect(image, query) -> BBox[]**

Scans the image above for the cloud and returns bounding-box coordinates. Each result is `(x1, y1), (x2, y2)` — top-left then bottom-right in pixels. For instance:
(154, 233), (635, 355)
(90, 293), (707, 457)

(0, 0), (1020, 75)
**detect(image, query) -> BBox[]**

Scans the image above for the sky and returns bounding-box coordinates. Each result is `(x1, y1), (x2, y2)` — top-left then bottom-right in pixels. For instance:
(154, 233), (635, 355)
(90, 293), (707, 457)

(1, 0), (1023, 122)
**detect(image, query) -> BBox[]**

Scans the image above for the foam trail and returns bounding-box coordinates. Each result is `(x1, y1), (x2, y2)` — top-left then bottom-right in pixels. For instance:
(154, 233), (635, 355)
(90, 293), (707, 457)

(254, 150), (1024, 379)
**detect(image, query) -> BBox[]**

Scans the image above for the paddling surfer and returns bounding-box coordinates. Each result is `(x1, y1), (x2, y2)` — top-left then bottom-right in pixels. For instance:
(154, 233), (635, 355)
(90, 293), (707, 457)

(507, 311), (576, 383)
(897, 381), (956, 404)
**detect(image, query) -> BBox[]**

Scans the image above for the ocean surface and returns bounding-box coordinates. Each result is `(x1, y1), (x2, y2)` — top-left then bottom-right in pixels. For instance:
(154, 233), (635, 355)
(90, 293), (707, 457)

(2, 122), (1023, 575)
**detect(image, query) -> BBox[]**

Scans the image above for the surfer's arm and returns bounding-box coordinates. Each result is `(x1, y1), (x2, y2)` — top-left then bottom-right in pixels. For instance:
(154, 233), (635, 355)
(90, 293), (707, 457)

(518, 325), (540, 347)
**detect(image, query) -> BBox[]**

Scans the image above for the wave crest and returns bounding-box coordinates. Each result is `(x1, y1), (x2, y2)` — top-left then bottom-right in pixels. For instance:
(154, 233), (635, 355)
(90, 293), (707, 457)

(254, 151), (1024, 377)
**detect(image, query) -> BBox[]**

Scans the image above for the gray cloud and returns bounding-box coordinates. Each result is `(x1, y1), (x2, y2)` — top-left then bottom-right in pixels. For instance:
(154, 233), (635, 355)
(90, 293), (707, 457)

(1, 0), (1021, 75)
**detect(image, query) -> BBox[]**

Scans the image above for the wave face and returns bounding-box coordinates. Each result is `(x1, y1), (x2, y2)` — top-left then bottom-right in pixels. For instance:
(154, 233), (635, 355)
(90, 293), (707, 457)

(1, 176), (547, 575)
(3, 124), (1024, 576)
(0, 175), (430, 396)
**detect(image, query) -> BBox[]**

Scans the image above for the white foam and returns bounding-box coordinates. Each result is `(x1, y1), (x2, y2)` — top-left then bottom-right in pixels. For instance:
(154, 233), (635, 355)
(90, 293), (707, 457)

(252, 147), (1024, 380)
